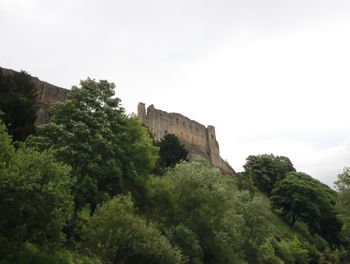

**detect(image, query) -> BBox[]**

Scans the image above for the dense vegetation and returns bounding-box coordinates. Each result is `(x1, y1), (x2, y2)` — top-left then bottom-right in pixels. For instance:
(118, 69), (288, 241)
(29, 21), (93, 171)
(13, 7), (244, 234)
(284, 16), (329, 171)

(0, 68), (38, 142)
(0, 76), (349, 263)
(154, 133), (188, 175)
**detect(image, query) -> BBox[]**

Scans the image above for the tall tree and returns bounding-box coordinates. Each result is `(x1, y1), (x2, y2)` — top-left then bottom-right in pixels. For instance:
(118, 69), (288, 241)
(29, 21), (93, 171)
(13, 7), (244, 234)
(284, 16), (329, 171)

(335, 167), (350, 242)
(0, 68), (38, 141)
(335, 167), (350, 208)
(271, 172), (342, 247)
(243, 154), (296, 196)
(27, 78), (158, 214)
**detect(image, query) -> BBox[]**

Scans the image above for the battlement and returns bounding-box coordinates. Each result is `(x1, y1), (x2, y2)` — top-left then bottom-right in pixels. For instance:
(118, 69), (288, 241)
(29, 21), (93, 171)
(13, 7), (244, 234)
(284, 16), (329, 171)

(138, 103), (236, 176)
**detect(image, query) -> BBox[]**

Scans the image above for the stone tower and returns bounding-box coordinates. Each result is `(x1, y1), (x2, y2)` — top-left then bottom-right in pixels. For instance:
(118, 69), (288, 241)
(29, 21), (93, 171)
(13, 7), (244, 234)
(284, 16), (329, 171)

(207, 125), (221, 167)
(137, 102), (146, 123)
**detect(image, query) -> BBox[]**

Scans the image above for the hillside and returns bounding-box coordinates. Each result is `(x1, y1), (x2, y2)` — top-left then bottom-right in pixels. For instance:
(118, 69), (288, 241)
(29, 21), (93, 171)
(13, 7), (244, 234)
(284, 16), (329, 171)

(0, 69), (349, 264)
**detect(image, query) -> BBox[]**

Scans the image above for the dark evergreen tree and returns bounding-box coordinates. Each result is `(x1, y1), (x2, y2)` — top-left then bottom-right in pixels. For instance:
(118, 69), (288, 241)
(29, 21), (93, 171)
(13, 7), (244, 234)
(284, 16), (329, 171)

(0, 68), (38, 141)
(157, 134), (188, 168)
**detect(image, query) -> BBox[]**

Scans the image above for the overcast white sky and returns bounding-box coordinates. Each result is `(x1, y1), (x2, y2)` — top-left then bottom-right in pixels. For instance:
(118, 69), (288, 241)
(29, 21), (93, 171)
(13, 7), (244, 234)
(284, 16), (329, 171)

(1, 0), (350, 186)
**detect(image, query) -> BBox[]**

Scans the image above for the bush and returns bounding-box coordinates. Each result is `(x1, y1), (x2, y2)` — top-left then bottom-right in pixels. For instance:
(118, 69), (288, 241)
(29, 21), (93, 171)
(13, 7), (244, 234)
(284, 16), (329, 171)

(84, 195), (185, 264)
(271, 237), (294, 264)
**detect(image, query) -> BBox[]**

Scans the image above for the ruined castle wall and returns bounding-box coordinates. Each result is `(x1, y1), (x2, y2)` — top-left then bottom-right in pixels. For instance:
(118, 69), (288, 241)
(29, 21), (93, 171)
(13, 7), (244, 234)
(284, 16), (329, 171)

(1, 68), (69, 124)
(220, 158), (237, 176)
(207, 125), (222, 168)
(1, 67), (237, 176)
(35, 80), (69, 124)
(138, 103), (236, 176)
(141, 104), (211, 161)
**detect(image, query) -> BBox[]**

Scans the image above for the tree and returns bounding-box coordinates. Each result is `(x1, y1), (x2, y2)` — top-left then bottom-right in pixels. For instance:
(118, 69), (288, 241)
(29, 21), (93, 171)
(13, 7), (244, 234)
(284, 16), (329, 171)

(335, 167), (350, 208)
(27, 78), (158, 214)
(157, 134), (188, 169)
(0, 120), (14, 168)
(271, 172), (342, 246)
(84, 195), (185, 264)
(0, 121), (73, 256)
(335, 167), (350, 242)
(146, 159), (271, 264)
(0, 68), (38, 141)
(243, 154), (296, 196)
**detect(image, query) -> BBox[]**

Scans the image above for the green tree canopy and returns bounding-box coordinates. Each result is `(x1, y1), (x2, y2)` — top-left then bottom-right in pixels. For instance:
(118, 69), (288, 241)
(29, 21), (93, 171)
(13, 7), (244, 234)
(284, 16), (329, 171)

(335, 167), (350, 243)
(0, 68), (38, 141)
(85, 195), (185, 264)
(0, 121), (73, 256)
(27, 78), (158, 214)
(0, 120), (14, 167)
(335, 167), (350, 200)
(271, 172), (342, 247)
(243, 154), (296, 196)
(145, 159), (271, 264)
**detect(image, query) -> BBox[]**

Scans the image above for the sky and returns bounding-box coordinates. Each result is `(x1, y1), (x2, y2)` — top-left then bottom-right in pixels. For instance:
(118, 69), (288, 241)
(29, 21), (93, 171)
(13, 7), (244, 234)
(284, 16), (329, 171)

(1, 0), (350, 186)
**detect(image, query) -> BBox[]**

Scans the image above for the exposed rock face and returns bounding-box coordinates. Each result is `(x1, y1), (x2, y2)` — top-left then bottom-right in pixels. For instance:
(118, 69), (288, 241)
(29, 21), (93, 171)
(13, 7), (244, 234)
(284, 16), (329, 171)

(138, 103), (236, 176)
(1, 68), (70, 124)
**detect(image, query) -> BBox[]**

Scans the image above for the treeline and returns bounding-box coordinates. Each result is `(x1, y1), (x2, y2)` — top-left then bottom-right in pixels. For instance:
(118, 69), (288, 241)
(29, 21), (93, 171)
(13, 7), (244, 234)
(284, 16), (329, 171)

(238, 155), (350, 263)
(0, 72), (349, 263)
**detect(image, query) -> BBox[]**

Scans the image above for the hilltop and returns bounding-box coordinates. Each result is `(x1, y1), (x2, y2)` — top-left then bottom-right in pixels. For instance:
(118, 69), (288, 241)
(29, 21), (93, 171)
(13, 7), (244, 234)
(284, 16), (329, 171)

(0, 68), (349, 264)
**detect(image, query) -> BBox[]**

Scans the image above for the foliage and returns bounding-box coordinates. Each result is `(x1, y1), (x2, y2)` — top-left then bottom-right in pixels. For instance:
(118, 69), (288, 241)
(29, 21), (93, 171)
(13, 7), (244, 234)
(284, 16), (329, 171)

(271, 172), (342, 246)
(335, 167), (350, 237)
(166, 224), (204, 264)
(271, 237), (295, 263)
(1, 71), (349, 262)
(156, 133), (188, 170)
(287, 236), (310, 263)
(335, 167), (350, 193)
(270, 234), (323, 264)
(0, 68), (38, 141)
(146, 159), (271, 264)
(0, 243), (102, 264)
(27, 78), (158, 213)
(236, 171), (257, 194)
(85, 195), (185, 264)
(243, 154), (295, 196)
(335, 167), (350, 259)
(0, 122), (14, 167)
(0, 122), (73, 258)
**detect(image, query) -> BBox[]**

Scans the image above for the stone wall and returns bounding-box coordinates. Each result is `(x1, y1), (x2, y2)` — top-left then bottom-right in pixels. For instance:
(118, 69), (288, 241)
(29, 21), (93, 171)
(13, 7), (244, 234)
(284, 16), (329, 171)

(1, 68), (70, 124)
(1, 67), (236, 176)
(138, 103), (236, 176)
(33, 79), (69, 124)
